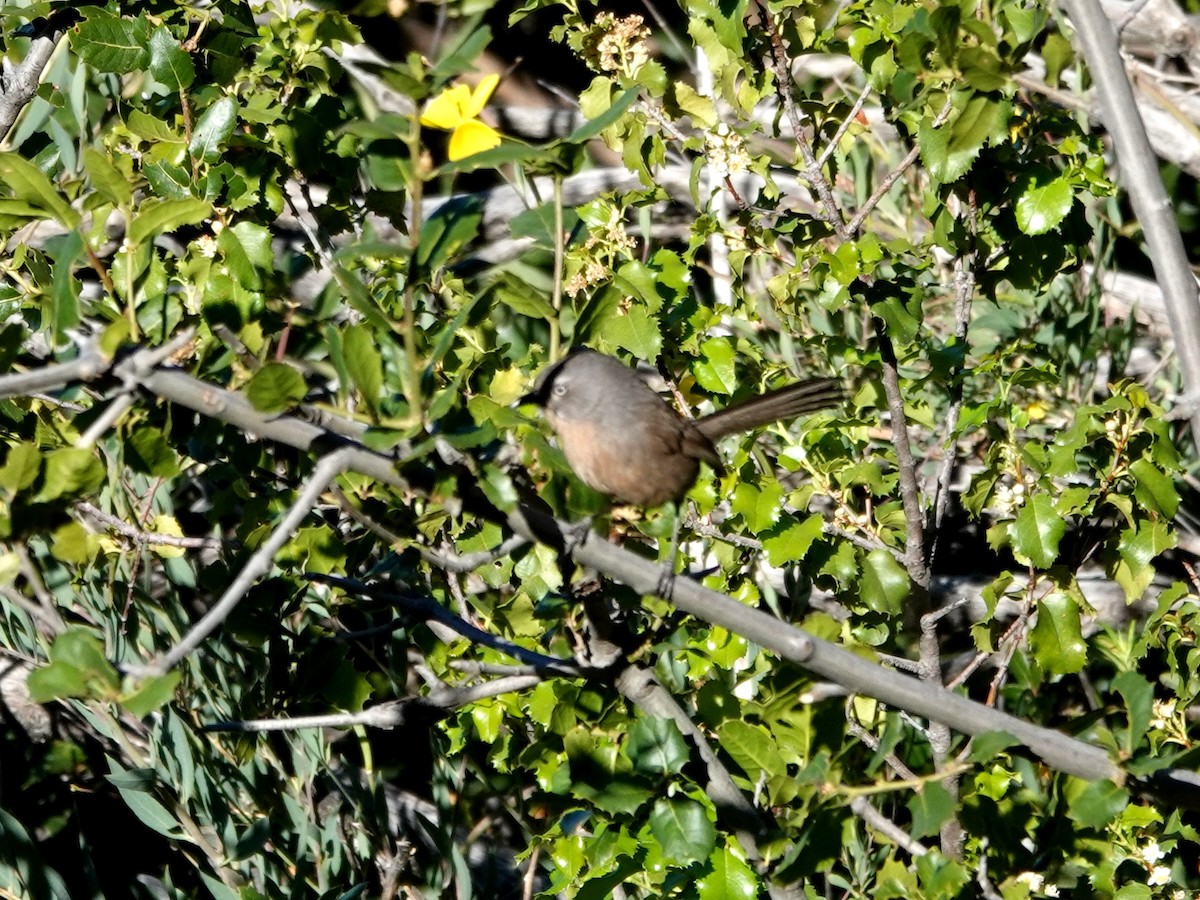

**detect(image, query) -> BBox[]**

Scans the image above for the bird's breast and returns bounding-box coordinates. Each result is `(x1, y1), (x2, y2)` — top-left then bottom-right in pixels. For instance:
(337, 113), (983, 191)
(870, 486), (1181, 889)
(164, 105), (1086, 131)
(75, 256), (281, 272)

(551, 417), (700, 507)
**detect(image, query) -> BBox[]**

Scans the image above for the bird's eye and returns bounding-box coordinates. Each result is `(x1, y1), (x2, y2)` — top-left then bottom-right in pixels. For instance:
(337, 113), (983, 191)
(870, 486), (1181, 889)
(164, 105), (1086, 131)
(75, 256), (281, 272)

(551, 382), (568, 397)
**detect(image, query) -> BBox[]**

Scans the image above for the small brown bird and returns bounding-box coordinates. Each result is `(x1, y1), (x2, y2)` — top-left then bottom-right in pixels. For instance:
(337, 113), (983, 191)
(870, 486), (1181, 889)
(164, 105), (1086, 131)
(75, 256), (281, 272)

(522, 349), (841, 507)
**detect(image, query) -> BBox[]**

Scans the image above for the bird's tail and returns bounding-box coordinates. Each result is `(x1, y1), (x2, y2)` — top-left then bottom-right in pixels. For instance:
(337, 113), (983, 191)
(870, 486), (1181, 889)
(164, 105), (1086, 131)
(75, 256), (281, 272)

(694, 377), (842, 441)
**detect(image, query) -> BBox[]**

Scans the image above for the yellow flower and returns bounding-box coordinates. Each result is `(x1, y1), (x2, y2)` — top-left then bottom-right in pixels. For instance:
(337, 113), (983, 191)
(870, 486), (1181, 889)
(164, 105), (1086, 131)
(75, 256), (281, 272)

(419, 74), (502, 161)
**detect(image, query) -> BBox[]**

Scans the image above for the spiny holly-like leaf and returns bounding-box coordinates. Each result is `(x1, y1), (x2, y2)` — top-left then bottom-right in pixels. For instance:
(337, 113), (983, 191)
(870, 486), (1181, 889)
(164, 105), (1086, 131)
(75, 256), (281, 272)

(697, 845), (757, 900)
(648, 797), (716, 865)
(1129, 458), (1179, 518)
(919, 94), (1011, 184)
(1111, 519), (1175, 601)
(907, 781), (955, 839)
(1067, 779), (1128, 829)
(246, 363), (307, 413)
(1030, 590), (1086, 675)
(1009, 494), (1065, 568)
(128, 198), (212, 245)
(625, 717), (689, 775)
(1015, 173), (1073, 235)
(860, 548), (910, 614)
(717, 719), (785, 781)
(694, 338), (736, 395)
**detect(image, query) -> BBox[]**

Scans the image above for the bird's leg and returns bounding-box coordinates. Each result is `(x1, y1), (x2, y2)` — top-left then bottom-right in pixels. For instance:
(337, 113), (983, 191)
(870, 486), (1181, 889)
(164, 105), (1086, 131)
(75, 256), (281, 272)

(656, 503), (683, 600)
(562, 515), (594, 556)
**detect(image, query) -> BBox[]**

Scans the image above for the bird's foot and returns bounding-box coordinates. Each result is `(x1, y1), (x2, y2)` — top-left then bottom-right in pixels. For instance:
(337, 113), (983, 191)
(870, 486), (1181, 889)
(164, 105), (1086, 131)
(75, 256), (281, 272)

(562, 516), (594, 556)
(656, 568), (677, 601)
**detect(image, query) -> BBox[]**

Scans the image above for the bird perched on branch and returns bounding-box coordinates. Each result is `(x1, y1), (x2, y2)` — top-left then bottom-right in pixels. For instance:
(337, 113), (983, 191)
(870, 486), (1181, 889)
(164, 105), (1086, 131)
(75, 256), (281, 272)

(521, 349), (841, 591)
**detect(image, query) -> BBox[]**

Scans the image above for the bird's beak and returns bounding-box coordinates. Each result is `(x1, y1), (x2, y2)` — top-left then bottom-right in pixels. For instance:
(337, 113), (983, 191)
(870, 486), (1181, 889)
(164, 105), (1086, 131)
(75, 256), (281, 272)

(514, 389), (541, 410)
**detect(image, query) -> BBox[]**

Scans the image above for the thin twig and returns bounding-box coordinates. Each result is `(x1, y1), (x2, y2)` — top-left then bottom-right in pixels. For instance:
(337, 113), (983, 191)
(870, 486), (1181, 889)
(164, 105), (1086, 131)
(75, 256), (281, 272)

(139, 447), (355, 674)
(75, 394), (137, 449)
(849, 796), (929, 856)
(74, 501), (224, 551)
(754, 0), (847, 238)
(205, 674), (544, 732)
(312, 574), (587, 678)
(845, 709), (919, 781)
(330, 483), (529, 572)
(874, 318), (932, 594)
(816, 81), (873, 170)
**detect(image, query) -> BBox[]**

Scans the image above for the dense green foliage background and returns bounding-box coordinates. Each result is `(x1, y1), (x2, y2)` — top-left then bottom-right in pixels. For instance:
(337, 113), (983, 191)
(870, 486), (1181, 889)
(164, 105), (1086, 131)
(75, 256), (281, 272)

(0, 0), (1198, 897)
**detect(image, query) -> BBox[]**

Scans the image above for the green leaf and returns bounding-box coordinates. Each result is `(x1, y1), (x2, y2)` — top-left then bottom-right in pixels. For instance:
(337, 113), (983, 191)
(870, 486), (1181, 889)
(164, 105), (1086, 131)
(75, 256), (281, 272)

(143, 160), (193, 200)
(907, 781), (954, 838)
(965, 730), (1018, 763)
(1030, 591), (1086, 674)
(860, 548), (910, 614)
(245, 363), (307, 413)
(0, 152), (82, 229)
(1008, 494), (1065, 568)
(694, 338), (736, 394)
(1015, 173), (1073, 235)
(343, 325), (383, 415)
(1112, 670), (1153, 756)
(122, 671), (182, 718)
(761, 515), (824, 567)
(595, 305), (662, 361)
(71, 10), (150, 73)
(27, 627), (120, 701)
(49, 229), (83, 340)
(1110, 519), (1174, 602)
(1128, 457), (1179, 518)
(918, 94), (1011, 184)
(0, 442), (41, 494)
(128, 197), (212, 246)
(83, 148), (133, 207)
(429, 23), (493, 80)
(148, 27), (195, 91)
(648, 797), (716, 865)
(127, 109), (183, 144)
(716, 719), (784, 780)
(51, 521), (93, 564)
(128, 426), (181, 478)
(217, 225), (267, 289)
(1067, 778), (1128, 828)
(730, 482), (782, 534)
(625, 717), (690, 775)
(564, 86), (639, 144)
(108, 768), (184, 838)
(33, 447), (105, 502)
(697, 845), (758, 900)
(509, 203), (581, 248)
(189, 96), (238, 163)
(416, 195), (483, 271)
(494, 281), (555, 320)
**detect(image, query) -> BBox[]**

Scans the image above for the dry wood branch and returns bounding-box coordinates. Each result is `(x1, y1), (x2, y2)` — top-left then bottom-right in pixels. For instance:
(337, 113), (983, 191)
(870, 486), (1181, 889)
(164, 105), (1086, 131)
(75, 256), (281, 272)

(0, 18), (72, 141)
